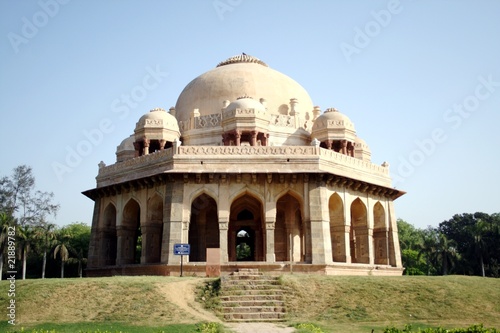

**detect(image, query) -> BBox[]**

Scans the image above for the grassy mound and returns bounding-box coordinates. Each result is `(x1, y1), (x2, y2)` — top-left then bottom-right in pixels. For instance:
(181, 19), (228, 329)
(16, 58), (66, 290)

(281, 275), (500, 331)
(0, 275), (499, 332)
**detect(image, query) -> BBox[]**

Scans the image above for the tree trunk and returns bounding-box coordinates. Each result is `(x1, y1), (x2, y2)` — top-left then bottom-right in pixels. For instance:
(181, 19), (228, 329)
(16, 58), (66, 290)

(42, 251), (47, 279)
(22, 248), (27, 280)
(480, 255), (485, 277)
(0, 253), (3, 280)
(60, 261), (64, 278)
(442, 255), (448, 276)
(78, 260), (82, 278)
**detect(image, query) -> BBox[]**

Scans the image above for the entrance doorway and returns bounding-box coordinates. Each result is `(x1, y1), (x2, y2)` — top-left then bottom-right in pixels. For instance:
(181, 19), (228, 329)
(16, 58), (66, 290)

(228, 195), (265, 261)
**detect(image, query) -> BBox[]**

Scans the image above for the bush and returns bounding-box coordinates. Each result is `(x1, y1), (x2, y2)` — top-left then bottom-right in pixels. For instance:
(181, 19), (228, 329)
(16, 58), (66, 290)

(294, 323), (325, 333)
(383, 324), (499, 333)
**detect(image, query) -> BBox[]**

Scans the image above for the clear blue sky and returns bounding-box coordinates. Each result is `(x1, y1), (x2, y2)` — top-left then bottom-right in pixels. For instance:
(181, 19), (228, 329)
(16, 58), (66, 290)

(1, 0), (499, 229)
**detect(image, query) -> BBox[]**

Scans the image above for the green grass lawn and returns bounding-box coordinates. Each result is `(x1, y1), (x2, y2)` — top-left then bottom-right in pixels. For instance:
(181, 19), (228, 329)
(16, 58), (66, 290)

(0, 275), (499, 333)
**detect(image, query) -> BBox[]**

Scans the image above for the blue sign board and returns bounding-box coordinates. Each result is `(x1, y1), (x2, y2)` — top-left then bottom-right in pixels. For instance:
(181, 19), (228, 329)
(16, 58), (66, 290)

(174, 243), (190, 255)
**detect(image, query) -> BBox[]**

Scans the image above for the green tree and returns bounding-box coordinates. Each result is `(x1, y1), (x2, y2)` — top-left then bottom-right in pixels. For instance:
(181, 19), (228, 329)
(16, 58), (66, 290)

(53, 230), (72, 278)
(61, 222), (90, 277)
(434, 232), (459, 276)
(0, 212), (14, 280)
(34, 221), (57, 279)
(0, 165), (59, 227)
(397, 219), (428, 275)
(439, 212), (500, 277)
(16, 224), (35, 280)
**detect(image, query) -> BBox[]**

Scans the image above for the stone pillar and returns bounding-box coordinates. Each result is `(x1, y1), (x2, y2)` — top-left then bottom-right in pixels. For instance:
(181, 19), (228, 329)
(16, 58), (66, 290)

(218, 180), (230, 263)
(87, 198), (102, 268)
(303, 175), (313, 263)
(116, 226), (136, 265)
(133, 141), (141, 157)
(387, 201), (403, 267)
(309, 180), (333, 264)
(219, 221), (229, 263)
(161, 180), (185, 264)
(341, 140), (348, 155)
(264, 182), (276, 263)
(143, 138), (150, 155)
(325, 140), (333, 150)
(343, 193), (352, 263)
(159, 139), (166, 151)
(141, 224), (162, 263)
(234, 130), (241, 146)
(250, 131), (257, 146)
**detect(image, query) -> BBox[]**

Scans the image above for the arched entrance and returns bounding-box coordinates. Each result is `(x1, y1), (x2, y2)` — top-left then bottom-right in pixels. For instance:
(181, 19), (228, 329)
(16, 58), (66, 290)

(119, 199), (141, 265)
(228, 195), (265, 261)
(373, 201), (389, 265)
(350, 198), (369, 264)
(189, 194), (219, 262)
(329, 193), (346, 263)
(143, 195), (163, 263)
(275, 193), (304, 262)
(100, 203), (117, 266)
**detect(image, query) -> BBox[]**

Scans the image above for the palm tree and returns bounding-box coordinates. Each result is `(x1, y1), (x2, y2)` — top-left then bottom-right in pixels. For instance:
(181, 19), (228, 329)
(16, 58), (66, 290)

(53, 231), (72, 278)
(34, 221), (57, 279)
(417, 228), (439, 275)
(435, 233), (459, 275)
(16, 224), (35, 280)
(68, 248), (87, 278)
(0, 212), (14, 280)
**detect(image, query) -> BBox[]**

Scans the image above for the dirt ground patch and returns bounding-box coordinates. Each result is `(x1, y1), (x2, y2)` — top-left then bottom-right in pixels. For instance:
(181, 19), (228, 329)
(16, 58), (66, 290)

(225, 322), (296, 333)
(156, 279), (221, 323)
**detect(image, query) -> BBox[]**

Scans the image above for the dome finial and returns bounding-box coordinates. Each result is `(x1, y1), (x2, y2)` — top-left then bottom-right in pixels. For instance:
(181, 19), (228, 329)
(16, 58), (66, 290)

(216, 54), (268, 67)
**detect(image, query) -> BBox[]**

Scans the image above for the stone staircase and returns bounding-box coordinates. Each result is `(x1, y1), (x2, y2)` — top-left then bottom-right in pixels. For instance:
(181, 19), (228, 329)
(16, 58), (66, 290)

(219, 268), (286, 322)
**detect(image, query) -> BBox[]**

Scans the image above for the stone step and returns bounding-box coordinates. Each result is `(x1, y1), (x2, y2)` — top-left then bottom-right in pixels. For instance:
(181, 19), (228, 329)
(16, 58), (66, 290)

(223, 312), (286, 322)
(221, 305), (286, 313)
(221, 300), (285, 307)
(218, 269), (287, 322)
(220, 294), (284, 302)
(231, 268), (261, 275)
(221, 281), (281, 288)
(220, 289), (284, 297)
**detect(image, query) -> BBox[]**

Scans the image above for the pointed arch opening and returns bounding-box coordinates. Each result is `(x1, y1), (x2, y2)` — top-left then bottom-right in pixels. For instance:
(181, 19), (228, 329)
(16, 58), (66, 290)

(329, 193), (346, 263)
(350, 198), (369, 264)
(228, 194), (264, 262)
(275, 193), (304, 262)
(120, 199), (141, 265)
(373, 201), (389, 265)
(143, 195), (163, 263)
(189, 194), (219, 262)
(100, 203), (117, 266)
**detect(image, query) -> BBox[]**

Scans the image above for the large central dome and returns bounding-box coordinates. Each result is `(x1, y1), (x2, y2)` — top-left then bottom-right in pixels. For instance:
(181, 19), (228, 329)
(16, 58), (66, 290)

(174, 54), (314, 123)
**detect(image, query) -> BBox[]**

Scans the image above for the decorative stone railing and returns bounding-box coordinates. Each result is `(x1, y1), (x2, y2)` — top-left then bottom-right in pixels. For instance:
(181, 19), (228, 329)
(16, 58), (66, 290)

(97, 145), (390, 186)
(178, 113), (313, 131)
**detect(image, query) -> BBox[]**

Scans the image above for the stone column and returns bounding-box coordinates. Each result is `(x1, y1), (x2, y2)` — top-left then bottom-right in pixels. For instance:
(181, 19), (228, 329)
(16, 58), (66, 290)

(116, 226), (135, 265)
(218, 179), (230, 263)
(141, 224), (162, 263)
(133, 141), (141, 157)
(234, 130), (241, 146)
(87, 198), (102, 268)
(159, 139), (166, 151)
(343, 193), (352, 263)
(250, 131), (257, 146)
(219, 221), (229, 263)
(309, 180), (333, 264)
(387, 201), (403, 268)
(143, 138), (150, 155)
(265, 221), (276, 263)
(161, 180), (185, 264)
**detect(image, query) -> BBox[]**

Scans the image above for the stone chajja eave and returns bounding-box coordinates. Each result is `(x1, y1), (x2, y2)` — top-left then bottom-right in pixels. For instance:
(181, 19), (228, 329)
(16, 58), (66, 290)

(90, 145), (395, 191)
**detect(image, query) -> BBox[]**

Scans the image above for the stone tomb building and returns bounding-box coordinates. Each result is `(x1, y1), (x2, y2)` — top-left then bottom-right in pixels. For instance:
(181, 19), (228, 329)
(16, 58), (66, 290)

(84, 54), (405, 276)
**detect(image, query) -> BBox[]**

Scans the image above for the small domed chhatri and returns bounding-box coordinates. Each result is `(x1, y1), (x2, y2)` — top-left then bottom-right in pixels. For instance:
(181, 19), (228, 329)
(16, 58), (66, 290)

(83, 54), (405, 278)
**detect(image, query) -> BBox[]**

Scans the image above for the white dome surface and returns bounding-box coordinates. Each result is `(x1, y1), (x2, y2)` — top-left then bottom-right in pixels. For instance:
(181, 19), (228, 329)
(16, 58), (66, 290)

(174, 55), (314, 123)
